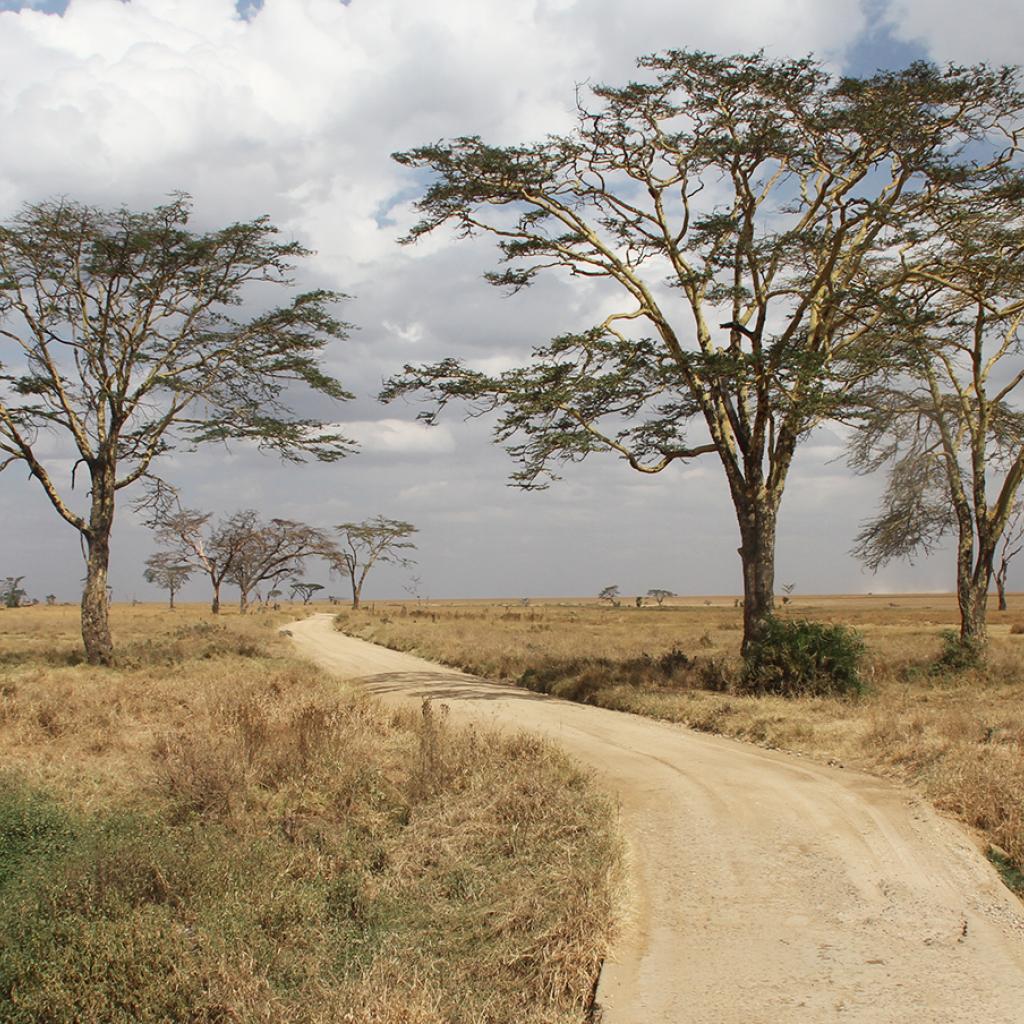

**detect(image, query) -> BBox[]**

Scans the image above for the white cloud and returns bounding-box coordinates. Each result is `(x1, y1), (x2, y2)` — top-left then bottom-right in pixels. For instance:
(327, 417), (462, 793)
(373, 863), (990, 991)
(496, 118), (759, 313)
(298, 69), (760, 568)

(340, 418), (456, 454)
(887, 0), (1024, 63)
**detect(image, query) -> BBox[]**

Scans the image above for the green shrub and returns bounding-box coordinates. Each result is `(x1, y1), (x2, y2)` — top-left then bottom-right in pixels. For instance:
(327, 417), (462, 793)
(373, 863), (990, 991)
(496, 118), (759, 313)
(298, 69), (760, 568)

(740, 617), (866, 697)
(933, 630), (984, 673)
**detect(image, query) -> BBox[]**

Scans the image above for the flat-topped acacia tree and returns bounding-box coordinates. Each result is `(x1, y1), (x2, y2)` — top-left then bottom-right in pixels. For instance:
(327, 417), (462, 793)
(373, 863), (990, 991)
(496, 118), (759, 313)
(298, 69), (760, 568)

(331, 516), (417, 609)
(0, 195), (353, 664)
(384, 51), (1022, 654)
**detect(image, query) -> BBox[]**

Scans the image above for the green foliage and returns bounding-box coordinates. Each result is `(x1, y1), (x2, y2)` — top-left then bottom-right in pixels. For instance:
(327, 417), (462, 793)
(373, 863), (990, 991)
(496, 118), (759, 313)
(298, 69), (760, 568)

(1, 577), (26, 609)
(933, 630), (985, 674)
(740, 617), (866, 697)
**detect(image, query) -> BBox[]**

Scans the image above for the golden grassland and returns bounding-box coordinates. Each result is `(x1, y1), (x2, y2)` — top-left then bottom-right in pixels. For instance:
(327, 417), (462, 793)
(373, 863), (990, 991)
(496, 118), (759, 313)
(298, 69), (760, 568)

(334, 594), (1024, 882)
(0, 604), (618, 1024)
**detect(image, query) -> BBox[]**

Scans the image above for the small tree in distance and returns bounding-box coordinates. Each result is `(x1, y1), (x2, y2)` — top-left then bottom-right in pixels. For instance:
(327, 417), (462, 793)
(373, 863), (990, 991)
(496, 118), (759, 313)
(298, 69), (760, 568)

(290, 581), (325, 605)
(599, 585), (621, 608)
(330, 517), (417, 609)
(1, 576), (27, 608)
(0, 195), (354, 663)
(226, 517), (333, 613)
(646, 588), (675, 607)
(143, 553), (192, 610)
(995, 503), (1024, 612)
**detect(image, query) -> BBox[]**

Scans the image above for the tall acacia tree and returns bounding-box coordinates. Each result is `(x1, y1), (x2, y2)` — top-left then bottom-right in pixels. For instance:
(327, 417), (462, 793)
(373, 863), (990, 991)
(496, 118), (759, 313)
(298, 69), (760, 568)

(0, 196), (353, 664)
(384, 51), (1022, 653)
(851, 169), (1024, 648)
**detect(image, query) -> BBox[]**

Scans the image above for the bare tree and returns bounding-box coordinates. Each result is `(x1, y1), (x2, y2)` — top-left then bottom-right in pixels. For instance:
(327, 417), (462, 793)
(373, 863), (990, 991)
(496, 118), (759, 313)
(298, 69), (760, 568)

(226, 516), (333, 613)
(145, 494), (251, 615)
(646, 588), (675, 606)
(330, 516), (417, 609)
(0, 196), (353, 664)
(384, 52), (1022, 655)
(143, 552), (192, 610)
(995, 503), (1024, 612)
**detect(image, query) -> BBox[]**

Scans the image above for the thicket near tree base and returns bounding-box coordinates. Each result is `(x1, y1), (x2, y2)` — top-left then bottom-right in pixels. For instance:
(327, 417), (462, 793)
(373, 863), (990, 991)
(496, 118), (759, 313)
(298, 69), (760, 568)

(0, 605), (618, 1024)
(739, 617), (866, 697)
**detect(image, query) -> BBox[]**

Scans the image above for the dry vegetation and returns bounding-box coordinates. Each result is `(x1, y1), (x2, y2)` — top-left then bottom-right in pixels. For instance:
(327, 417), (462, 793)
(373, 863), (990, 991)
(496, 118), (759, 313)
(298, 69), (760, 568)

(0, 604), (618, 1024)
(335, 595), (1024, 885)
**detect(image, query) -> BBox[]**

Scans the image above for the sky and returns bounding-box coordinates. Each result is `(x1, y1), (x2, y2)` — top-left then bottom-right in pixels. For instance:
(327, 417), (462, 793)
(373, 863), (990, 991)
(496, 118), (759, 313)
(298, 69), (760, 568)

(0, 0), (1022, 605)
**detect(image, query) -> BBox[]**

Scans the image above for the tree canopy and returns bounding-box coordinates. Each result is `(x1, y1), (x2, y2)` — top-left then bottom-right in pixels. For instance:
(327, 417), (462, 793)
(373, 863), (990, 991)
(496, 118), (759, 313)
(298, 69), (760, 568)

(850, 162), (1024, 645)
(385, 50), (1023, 652)
(0, 195), (353, 661)
(330, 516), (417, 608)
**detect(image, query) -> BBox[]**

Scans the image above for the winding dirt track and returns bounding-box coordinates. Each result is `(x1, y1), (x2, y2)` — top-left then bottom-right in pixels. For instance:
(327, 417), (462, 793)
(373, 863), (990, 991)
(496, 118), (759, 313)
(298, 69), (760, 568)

(289, 615), (1024, 1023)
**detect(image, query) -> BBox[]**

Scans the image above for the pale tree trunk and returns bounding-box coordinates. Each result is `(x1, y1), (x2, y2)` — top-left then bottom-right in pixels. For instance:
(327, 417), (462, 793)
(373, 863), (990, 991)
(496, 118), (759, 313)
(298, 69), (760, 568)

(996, 561), (1009, 611)
(239, 588), (250, 614)
(81, 470), (115, 666)
(957, 532), (995, 647)
(736, 496), (778, 657)
(350, 568), (362, 609)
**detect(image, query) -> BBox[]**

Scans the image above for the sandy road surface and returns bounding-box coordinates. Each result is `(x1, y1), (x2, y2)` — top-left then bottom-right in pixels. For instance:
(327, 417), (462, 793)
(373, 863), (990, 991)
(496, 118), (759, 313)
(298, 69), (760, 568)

(289, 615), (1024, 1023)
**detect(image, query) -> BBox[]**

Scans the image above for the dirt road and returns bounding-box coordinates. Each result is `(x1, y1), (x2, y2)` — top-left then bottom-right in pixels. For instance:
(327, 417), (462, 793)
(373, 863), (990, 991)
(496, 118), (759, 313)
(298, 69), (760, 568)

(289, 614), (1024, 1023)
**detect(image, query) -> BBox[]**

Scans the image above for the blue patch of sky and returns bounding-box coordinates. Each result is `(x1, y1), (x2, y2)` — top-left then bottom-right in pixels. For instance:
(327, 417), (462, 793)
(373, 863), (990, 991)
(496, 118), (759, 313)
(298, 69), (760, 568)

(0, 0), (69, 13)
(0, 0), (345, 16)
(373, 182), (431, 229)
(844, 0), (929, 75)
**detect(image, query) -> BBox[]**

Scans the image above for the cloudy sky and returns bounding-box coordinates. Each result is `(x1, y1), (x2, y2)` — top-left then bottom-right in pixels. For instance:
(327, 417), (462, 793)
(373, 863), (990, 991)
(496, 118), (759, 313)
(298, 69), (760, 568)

(0, 0), (1021, 605)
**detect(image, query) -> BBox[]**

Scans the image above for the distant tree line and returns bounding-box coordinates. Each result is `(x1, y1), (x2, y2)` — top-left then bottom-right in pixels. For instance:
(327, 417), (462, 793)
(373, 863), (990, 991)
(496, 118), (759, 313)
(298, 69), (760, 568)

(143, 491), (417, 615)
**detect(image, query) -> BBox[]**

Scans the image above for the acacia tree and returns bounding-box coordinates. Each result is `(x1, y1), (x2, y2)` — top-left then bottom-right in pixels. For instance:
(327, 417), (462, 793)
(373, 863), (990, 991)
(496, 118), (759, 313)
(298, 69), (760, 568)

(995, 503), (1024, 612)
(0, 196), (353, 663)
(384, 51), (1022, 654)
(646, 588), (675, 606)
(289, 581), (324, 605)
(145, 496), (252, 615)
(1, 575), (27, 608)
(330, 516), (417, 609)
(225, 515), (333, 613)
(143, 552), (192, 610)
(851, 171), (1024, 648)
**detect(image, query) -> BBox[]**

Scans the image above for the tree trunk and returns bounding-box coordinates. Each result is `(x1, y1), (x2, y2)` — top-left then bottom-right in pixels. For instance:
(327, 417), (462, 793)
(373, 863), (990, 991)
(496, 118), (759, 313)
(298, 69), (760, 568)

(957, 530), (994, 647)
(351, 586), (362, 610)
(168, 588), (175, 610)
(239, 588), (249, 614)
(211, 580), (221, 615)
(81, 528), (114, 666)
(959, 580), (989, 646)
(736, 498), (778, 658)
(351, 570), (361, 609)
(996, 565), (1008, 611)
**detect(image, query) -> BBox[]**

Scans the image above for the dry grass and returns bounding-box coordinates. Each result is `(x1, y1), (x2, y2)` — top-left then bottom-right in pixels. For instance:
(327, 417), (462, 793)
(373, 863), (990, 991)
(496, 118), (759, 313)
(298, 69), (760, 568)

(0, 604), (618, 1023)
(335, 595), (1024, 878)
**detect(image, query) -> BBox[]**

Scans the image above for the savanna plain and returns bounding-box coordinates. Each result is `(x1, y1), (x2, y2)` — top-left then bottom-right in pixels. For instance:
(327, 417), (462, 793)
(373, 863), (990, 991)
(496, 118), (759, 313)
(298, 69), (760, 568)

(336, 593), (1024, 887)
(0, 604), (617, 1024)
